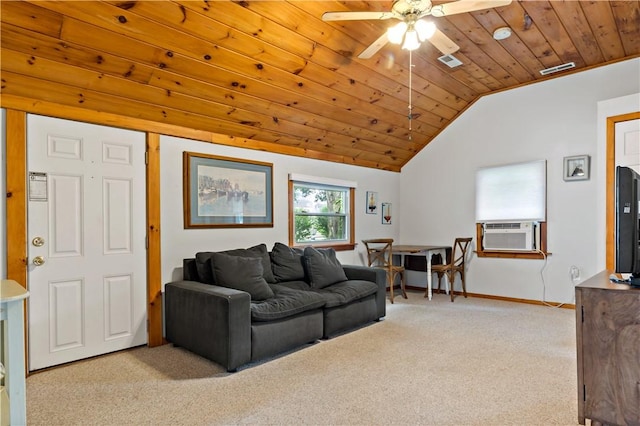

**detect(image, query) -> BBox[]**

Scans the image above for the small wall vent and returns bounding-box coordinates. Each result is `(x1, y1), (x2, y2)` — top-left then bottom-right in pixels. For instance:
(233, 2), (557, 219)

(540, 62), (575, 76)
(438, 54), (463, 68)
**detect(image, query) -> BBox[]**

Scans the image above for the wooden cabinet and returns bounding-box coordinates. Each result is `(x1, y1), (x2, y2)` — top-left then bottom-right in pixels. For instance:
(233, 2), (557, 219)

(575, 271), (640, 426)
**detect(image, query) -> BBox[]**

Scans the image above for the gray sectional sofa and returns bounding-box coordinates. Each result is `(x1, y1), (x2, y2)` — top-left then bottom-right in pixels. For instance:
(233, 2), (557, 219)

(165, 243), (386, 371)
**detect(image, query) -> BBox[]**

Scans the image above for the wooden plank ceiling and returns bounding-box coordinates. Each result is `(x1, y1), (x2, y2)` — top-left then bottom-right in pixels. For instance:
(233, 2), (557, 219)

(1, 1), (639, 172)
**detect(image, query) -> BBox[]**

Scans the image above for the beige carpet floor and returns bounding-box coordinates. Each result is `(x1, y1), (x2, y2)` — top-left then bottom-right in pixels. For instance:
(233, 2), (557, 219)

(27, 291), (578, 425)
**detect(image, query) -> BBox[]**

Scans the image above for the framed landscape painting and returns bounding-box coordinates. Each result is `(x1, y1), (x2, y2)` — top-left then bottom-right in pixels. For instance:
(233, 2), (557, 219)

(183, 152), (273, 228)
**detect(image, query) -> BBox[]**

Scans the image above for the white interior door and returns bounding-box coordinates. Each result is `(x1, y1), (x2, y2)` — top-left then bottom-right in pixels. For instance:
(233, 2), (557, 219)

(27, 114), (147, 371)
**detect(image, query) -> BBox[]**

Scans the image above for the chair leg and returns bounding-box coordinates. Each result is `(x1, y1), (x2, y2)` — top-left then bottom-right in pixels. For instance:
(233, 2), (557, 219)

(400, 272), (407, 299)
(388, 271), (394, 304)
(449, 270), (455, 302)
(425, 273), (437, 298)
(460, 270), (467, 298)
(444, 272), (450, 295)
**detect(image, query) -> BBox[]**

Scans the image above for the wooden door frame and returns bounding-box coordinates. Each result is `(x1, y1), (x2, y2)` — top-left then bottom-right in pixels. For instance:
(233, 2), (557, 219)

(5, 108), (164, 359)
(605, 111), (640, 270)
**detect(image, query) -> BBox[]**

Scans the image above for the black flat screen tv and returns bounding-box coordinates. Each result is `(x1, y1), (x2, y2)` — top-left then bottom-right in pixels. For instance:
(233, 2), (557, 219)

(615, 165), (640, 286)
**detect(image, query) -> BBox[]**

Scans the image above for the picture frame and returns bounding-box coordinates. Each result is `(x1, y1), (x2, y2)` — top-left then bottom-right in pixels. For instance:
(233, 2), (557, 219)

(381, 202), (392, 225)
(183, 151), (273, 228)
(563, 155), (590, 181)
(366, 191), (378, 214)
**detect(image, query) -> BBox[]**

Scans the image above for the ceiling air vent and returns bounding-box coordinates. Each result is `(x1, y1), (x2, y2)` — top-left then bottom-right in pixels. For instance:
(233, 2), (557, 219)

(539, 62), (575, 76)
(438, 54), (463, 68)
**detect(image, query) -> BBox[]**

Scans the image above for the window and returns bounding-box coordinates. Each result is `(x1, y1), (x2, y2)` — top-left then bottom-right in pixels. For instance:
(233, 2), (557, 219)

(475, 160), (546, 222)
(288, 174), (355, 250)
(475, 160), (548, 259)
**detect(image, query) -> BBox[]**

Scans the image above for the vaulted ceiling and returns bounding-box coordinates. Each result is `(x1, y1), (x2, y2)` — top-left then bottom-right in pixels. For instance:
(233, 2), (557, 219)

(1, 1), (639, 171)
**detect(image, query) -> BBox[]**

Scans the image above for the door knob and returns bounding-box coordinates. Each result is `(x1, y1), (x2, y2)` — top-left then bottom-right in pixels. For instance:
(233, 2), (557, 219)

(33, 256), (46, 266)
(32, 236), (45, 247)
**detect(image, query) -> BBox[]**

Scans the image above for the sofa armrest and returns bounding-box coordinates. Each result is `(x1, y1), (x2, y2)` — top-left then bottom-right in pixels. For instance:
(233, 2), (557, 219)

(343, 264), (381, 282)
(342, 265), (386, 319)
(165, 280), (251, 372)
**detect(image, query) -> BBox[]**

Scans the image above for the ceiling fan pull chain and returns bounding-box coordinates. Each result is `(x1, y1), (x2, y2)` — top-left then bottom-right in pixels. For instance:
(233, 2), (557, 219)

(408, 50), (413, 141)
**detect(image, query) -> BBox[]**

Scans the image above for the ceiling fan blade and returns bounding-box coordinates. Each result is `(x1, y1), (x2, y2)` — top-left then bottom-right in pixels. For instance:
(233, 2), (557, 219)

(432, 0), (512, 17)
(428, 29), (460, 55)
(322, 11), (395, 21)
(358, 33), (390, 59)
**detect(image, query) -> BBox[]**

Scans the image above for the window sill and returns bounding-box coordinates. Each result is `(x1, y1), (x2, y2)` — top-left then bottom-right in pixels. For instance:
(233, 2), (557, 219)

(293, 243), (355, 251)
(475, 250), (550, 259)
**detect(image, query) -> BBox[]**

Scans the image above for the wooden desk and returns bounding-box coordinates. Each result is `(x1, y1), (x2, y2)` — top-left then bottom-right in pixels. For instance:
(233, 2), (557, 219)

(392, 245), (450, 300)
(1, 280), (30, 426)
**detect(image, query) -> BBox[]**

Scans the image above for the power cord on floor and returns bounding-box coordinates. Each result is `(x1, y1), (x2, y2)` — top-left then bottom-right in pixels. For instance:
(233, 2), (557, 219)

(534, 249), (573, 308)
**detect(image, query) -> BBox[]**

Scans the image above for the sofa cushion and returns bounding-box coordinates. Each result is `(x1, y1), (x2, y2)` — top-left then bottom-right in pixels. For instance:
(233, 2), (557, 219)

(274, 280), (311, 291)
(250, 285), (325, 321)
(196, 243), (276, 285)
(310, 280), (378, 308)
(303, 246), (348, 289)
(210, 253), (274, 301)
(270, 242), (306, 282)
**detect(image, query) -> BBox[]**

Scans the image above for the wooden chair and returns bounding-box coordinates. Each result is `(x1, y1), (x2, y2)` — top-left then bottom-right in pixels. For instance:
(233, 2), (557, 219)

(431, 237), (472, 302)
(362, 239), (407, 303)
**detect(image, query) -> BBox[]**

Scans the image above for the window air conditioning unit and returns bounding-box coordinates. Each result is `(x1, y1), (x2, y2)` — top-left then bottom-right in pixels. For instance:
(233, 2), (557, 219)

(483, 222), (536, 251)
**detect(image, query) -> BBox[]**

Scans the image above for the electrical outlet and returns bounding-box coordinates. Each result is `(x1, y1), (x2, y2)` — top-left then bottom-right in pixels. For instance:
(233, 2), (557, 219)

(570, 266), (581, 282)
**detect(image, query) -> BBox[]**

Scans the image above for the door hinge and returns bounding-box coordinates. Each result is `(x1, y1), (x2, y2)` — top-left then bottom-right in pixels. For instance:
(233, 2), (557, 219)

(145, 151), (149, 165)
(583, 384), (586, 402)
(145, 236), (149, 250)
(581, 305), (584, 323)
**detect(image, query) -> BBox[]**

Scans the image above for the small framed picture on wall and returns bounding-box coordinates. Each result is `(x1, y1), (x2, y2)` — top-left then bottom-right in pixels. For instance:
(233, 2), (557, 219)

(381, 202), (392, 225)
(366, 191), (378, 214)
(563, 155), (590, 181)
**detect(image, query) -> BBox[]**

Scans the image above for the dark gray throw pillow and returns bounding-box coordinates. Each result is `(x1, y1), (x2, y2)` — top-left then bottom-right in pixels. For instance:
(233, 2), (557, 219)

(210, 252), (274, 301)
(270, 242), (306, 282)
(196, 243), (275, 285)
(303, 246), (348, 289)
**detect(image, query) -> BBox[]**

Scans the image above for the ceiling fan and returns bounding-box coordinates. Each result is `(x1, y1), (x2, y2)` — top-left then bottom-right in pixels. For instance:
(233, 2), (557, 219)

(322, 0), (512, 59)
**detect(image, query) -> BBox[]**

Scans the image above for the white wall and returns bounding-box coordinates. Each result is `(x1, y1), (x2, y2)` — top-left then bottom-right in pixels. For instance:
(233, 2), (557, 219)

(399, 58), (640, 303)
(1, 108), (5, 279)
(160, 135), (401, 284)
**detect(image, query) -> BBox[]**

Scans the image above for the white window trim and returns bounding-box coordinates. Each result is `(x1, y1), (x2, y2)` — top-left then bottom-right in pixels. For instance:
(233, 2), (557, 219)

(288, 173), (357, 189)
(288, 175), (356, 249)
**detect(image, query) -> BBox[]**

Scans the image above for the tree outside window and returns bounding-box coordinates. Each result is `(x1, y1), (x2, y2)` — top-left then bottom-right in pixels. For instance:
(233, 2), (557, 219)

(289, 180), (355, 249)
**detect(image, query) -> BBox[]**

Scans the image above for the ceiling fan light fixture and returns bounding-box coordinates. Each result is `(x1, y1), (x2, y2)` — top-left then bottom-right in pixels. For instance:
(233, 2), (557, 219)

(387, 21), (408, 45)
(402, 29), (420, 51)
(415, 19), (436, 41)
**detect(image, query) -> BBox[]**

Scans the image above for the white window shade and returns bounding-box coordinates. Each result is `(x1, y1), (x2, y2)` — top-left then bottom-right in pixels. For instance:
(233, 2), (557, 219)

(475, 160), (546, 222)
